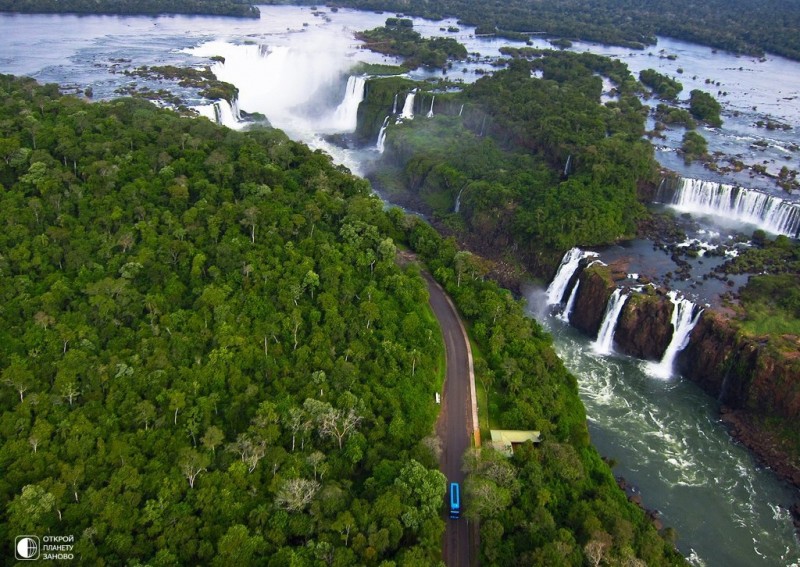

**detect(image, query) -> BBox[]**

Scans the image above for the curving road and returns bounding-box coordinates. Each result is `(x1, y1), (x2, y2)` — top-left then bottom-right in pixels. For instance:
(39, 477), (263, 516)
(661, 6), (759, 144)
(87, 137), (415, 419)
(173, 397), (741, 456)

(423, 272), (479, 567)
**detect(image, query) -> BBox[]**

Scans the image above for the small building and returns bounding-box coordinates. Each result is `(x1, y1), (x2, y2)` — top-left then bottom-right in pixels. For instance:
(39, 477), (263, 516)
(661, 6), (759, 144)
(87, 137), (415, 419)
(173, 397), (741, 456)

(489, 430), (541, 457)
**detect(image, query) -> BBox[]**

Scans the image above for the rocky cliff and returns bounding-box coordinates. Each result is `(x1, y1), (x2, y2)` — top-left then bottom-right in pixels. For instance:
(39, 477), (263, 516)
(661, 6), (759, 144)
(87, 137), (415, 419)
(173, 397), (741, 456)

(614, 292), (674, 361)
(570, 263), (675, 360)
(570, 264), (615, 337)
(679, 312), (800, 419)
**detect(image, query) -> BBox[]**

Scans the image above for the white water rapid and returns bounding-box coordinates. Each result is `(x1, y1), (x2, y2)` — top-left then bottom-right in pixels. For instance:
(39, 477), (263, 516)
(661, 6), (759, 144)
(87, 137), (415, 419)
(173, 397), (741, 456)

(668, 177), (800, 237)
(593, 288), (628, 355)
(546, 248), (597, 305)
(645, 292), (703, 379)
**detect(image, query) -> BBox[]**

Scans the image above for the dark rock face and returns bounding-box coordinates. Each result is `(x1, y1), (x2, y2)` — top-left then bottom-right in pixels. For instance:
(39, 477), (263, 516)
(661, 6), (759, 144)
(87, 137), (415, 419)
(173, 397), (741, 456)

(570, 267), (615, 338)
(614, 294), (674, 361)
(679, 312), (800, 490)
(680, 312), (800, 421)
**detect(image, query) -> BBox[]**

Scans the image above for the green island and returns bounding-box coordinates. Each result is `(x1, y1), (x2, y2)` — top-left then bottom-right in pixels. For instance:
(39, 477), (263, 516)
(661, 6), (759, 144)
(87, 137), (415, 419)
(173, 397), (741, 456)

(0, 71), (684, 564)
(0, 0), (259, 18)
(280, 0), (800, 61)
(369, 51), (655, 261)
(355, 19), (468, 70)
(125, 65), (240, 105)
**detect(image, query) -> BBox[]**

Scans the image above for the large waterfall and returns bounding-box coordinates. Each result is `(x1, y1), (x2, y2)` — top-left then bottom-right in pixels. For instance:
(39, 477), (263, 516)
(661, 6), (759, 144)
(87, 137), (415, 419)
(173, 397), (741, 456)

(546, 248), (596, 306)
(331, 75), (366, 132)
(646, 292), (703, 379)
(400, 90), (416, 120)
(666, 177), (800, 237)
(593, 289), (628, 355)
(376, 115), (390, 153)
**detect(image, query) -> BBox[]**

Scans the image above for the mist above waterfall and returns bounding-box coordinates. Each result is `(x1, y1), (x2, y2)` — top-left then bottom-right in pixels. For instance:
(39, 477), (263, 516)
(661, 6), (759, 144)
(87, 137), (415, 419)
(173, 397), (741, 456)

(188, 32), (360, 134)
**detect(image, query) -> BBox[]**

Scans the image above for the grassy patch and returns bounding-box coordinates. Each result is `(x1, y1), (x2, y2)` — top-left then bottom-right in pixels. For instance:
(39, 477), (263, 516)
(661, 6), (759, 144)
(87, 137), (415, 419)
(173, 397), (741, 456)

(352, 62), (406, 76)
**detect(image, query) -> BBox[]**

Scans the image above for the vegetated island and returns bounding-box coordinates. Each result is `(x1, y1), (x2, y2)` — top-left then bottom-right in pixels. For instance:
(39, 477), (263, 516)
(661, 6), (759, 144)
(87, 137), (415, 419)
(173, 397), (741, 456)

(355, 18), (468, 70)
(286, 0), (800, 61)
(0, 74), (683, 565)
(0, 0), (259, 18)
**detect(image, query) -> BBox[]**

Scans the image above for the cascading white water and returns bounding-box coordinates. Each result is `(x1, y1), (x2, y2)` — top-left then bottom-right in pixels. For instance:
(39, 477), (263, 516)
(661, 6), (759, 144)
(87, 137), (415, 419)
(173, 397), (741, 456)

(454, 186), (465, 213)
(557, 280), (580, 323)
(427, 95), (435, 118)
(400, 90), (416, 120)
(593, 288), (628, 355)
(546, 248), (597, 305)
(213, 99), (240, 128)
(645, 292), (703, 379)
(392, 93), (398, 114)
(458, 104), (464, 116)
(376, 115), (390, 153)
(668, 177), (800, 237)
(563, 154), (572, 177)
(331, 75), (366, 132)
(186, 36), (366, 173)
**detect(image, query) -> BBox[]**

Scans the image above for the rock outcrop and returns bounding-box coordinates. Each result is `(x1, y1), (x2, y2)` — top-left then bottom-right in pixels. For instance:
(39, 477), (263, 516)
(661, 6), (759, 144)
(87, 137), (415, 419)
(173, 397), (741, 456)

(571, 265), (615, 337)
(679, 312), (800, 418)
(614, 292), (674, 361)
(678, 312), (800, 488)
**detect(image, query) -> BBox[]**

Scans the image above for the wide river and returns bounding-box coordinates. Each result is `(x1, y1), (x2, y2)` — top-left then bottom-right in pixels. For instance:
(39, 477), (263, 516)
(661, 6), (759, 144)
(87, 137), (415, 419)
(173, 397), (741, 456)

(1, 5), (799, 565)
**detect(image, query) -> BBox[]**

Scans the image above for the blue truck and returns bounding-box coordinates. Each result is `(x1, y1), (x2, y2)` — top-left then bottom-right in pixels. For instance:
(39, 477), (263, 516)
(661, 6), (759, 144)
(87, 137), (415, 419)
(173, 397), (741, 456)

(449, 482), (460, 519)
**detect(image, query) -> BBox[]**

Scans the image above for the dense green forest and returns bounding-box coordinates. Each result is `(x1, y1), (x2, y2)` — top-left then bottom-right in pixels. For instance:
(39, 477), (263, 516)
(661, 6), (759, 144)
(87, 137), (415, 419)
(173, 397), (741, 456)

(356, 19), (468, 70)
(370, 51), (657, 272)
(0, 0), (259, 18)
(273, 0), (800, 61)
(639, 69), (682, 101)
(0, 74), (682, 564)
(0, 75), (445, 565)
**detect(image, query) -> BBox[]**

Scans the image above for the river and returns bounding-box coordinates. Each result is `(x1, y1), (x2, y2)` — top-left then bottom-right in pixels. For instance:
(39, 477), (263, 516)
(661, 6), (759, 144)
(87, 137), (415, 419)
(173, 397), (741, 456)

(1, 5), (799, 565)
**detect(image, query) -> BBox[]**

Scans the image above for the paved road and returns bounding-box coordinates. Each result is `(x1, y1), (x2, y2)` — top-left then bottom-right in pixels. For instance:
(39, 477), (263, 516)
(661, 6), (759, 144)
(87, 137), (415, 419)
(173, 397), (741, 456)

(424, 273), (477, 567)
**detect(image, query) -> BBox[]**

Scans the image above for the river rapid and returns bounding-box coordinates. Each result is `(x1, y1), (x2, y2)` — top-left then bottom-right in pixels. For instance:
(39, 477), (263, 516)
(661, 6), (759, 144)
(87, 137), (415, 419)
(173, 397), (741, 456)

(1, 5), (799, 565)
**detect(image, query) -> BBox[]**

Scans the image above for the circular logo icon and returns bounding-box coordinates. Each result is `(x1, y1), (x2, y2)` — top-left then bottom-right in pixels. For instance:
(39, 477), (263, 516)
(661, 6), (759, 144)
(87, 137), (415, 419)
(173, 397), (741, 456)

(16, 536), (40, 560)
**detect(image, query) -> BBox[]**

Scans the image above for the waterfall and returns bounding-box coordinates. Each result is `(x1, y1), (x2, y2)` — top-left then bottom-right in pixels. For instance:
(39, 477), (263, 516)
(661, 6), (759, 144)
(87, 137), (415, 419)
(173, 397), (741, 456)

(479, 115), (487, 136)
(213, 99), (240, 128)
(392, 93), (398, 114)
(459, 104), (464, 116)
(546, 248), (597, 305)
(593, 289), (628, 355)
(557, 281), (581, 323)
(645, 292), (703, 379)
(666, 177), (800, 237)
(400, 90), (416, 120)
(454, 186), (465, 213)
(563, 154), (572, 177)
(331, 75), (366, 132)
(427, 96), (435, 118)
(376, 115), (390, 153)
